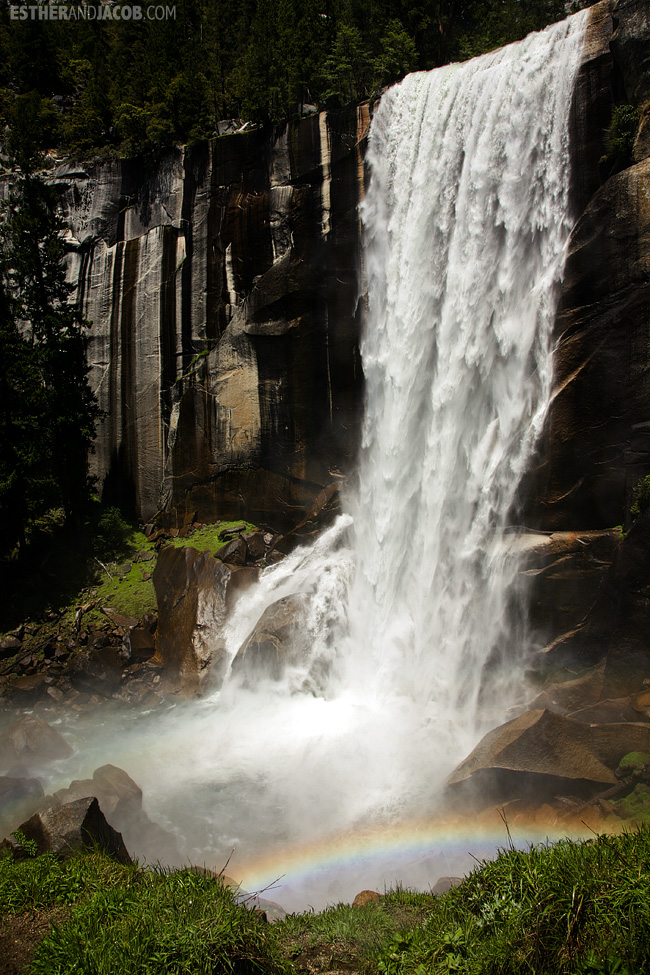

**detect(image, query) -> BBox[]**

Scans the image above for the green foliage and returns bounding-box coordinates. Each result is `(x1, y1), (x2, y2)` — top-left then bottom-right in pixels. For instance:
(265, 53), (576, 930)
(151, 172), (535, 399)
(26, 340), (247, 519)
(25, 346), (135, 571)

(0, 0), (570, 157)
(91, 505), (133, 561)
(618, 751), (650, 775)
(172, 520), (258, 554)
(321, 24), (375, 105)
(0, 850), (134, 916)
(1, 849), (289, 975)
(375, 21), (418, 88)
(613, 784), (650, 823)
(279, 887), (435, 971)
(0, 114), (98, 554)
(630, 474), (650, 522)
(4, 832), (650, 975)
(608, 104), (639, 161)
(10, 829), (39, 859)
(455, 0), (566, 60)
(114, 102), (174, 159)
(93, 559), (157, 620)
(368, 828), (650, 975)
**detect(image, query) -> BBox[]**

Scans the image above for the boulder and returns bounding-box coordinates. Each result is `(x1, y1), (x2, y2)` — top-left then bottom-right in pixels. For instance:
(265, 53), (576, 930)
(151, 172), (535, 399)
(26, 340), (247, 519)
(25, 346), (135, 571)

(153, 545), (241, 694)
(431, 877), (463, 895)
(231, 593), (310, 683)
(0, 776), (44, 805)
(53, 764), (142, 822)
(352, 890), (381, 907)
(242, 530), (268, 561)
(217, 536), (248, 565)
(447, 709), (650, 807)
(5, 674), (47, 703)
(0, 716), (73, 770)
(128, 614), (157, 661)
(0, 635), (22, 659)
(9, 797), (131, 863)
(51, 765), (180, 864)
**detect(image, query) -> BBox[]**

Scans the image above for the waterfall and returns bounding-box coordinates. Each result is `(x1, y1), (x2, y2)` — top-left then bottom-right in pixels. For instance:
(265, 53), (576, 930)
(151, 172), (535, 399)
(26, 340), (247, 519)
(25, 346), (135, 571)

(347, 9), (589, 723)
(55, 11), (589, 909)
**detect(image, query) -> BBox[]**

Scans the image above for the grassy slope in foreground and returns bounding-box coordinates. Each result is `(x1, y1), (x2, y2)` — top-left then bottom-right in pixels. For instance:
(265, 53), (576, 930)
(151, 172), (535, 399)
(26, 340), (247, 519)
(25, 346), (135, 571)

(1, 825), (650, 974)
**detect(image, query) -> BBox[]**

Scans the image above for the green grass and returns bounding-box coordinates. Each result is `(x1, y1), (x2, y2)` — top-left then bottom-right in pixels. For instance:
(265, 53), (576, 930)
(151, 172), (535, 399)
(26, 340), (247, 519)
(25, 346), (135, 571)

(3, 827), (650, 974)
(279, 887), (435, 971)
(365, 827), (650, 975)
(1, 851), (290, 975)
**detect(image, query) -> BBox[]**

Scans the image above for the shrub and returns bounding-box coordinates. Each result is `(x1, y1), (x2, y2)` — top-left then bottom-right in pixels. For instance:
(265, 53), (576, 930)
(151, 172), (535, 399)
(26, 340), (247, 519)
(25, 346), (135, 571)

(608, 104), (639, 162)
(92, 505), (132, 560)
(630, 474), (650, 522)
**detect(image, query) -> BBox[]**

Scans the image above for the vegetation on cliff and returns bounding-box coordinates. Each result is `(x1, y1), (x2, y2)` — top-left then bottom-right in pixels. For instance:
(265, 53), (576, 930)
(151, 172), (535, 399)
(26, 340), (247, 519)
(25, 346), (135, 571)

(0, 0), (573, 161)
(0, 109), (98, 556)
(2, 825), (650, 974)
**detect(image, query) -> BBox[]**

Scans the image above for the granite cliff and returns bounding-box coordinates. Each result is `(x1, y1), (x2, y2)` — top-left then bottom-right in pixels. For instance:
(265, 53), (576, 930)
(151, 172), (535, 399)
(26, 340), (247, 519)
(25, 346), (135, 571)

(57, 105), (369, 529)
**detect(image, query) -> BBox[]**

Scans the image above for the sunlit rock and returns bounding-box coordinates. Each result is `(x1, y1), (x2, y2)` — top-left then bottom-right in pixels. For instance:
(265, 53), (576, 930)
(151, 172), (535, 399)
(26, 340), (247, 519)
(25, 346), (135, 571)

(6, 797), (131, 864)
(153, 545), (255, 694)
(447, 708), (650, 807)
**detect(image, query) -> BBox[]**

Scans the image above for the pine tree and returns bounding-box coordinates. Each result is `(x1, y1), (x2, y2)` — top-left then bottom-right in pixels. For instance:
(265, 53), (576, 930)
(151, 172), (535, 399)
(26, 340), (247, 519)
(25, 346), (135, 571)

(0, 108), (98, 553)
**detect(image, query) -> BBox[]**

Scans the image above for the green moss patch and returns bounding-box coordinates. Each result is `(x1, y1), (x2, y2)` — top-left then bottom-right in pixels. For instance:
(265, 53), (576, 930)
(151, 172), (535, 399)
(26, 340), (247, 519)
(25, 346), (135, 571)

(613, 784), (650, 823)
(171, 520), (258, 555)
(618, 752), (650, 775)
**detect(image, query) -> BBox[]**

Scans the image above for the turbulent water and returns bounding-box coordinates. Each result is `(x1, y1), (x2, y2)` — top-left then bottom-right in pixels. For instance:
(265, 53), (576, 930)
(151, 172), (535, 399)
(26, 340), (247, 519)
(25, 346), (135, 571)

(49, 12), (588, 908)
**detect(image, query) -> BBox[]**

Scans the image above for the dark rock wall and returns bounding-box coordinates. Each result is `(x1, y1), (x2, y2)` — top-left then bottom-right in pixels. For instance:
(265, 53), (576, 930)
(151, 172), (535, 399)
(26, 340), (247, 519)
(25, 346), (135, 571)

(59, 105), (368, 526)
(523, 0), (650, 532)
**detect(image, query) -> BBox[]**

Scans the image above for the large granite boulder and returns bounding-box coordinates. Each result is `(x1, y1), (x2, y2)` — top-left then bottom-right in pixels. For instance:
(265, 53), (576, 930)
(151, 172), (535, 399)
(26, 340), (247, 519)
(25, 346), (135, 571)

(230, 593), (310, 684)
(51, 765), (180, 864)
(7, 797), (132, 864)
(447, 708), (650, 807)
(53, 764), (142, 823)
(0, 716), (73, 771)
(153, 544), (257, 694)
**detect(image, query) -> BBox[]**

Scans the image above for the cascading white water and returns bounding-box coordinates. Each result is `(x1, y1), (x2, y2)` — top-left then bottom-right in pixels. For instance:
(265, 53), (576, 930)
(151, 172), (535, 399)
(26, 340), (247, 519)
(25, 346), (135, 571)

(47, 11), (589, 909)
(346, 10), (589, 722)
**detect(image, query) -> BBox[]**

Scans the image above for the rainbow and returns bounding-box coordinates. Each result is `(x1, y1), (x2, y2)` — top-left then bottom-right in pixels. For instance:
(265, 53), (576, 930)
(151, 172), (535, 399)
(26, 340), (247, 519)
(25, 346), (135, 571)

(232, 810), (608, 906)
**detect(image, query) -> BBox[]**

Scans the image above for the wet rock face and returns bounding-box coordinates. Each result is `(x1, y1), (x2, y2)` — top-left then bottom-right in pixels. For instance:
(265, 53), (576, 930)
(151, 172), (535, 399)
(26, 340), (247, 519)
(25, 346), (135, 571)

(230, 593), (310, 683)
(55, 3), (648, 537)
(59, 105), (368, 526)
(523, 0), (650, 532)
